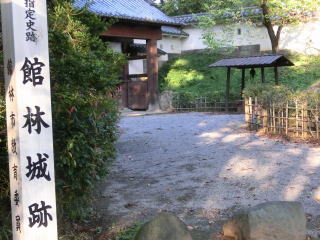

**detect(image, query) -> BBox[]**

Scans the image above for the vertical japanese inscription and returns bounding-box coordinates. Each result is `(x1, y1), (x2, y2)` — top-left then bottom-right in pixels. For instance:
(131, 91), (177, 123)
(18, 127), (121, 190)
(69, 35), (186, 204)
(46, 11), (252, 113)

(10, 112), (15, 128)
(26, 153), (51, 181)
(15, 215), (21, 232)
(28, 201), (53, 228)
(8, 85), (14, 101)
(21, 57), (45, 86)
(14, 190), (20, 206)
(7, 58), (13, 76)
(25, 0), (37, 42)
(11, 138), (17, 155)
(1, 0), (58, 237)
(12, 164), (18, 181)
(22, 106), (50, 134)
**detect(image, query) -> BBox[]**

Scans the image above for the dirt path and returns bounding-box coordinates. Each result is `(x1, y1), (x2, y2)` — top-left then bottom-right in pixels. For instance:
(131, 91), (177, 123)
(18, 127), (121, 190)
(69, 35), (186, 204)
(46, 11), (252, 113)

(97, 112), (320, 239)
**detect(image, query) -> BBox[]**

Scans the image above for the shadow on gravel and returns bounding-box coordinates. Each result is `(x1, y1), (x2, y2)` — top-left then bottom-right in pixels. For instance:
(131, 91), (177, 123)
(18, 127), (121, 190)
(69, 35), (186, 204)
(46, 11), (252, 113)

(96, 113), (320, 240)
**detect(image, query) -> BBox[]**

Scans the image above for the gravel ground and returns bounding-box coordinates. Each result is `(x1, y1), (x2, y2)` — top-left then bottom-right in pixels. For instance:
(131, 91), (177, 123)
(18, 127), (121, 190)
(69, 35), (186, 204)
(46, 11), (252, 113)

(97, 112), (320, 239)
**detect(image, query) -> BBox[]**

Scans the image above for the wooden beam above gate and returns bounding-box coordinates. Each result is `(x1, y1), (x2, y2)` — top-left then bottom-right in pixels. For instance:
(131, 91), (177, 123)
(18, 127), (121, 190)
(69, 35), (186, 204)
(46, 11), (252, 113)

(101, 23), (162, 40)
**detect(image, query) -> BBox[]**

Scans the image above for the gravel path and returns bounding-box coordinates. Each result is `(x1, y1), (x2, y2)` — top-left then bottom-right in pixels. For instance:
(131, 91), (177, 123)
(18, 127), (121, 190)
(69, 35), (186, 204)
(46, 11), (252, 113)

(98, 112), (320, 239)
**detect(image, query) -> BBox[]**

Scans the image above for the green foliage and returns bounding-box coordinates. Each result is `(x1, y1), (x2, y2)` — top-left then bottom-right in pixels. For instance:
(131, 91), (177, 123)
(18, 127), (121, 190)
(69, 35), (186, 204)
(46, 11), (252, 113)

(58, 222), (142, 240)
(280, 54), (320, 90)
(160, 52), (254, 101)
(243, 83), (293, 106)
(159, 0), (214, 16)
(199, 0), (320, 25)
(159, 52), (238, 100)
(256, 0), (320, 26)
(244, 54), (320, 106)
(118, 223), (142, 240)
(0, 87), (11, 239)
(0, 212), (11, 240)
(0, 27), (10, 239)
(244, 82), (320, 110)
(48, 1), (126, 219)
(160, 52), (320, 102)
(198, 16), (237, 51)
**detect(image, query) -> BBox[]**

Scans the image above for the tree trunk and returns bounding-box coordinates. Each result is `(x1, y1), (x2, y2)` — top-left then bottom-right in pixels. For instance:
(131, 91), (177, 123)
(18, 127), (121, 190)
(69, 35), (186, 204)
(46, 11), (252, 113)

(261, 3), (283, 54)
(267, 26), (282, 54)
(146, 39), (160, 111)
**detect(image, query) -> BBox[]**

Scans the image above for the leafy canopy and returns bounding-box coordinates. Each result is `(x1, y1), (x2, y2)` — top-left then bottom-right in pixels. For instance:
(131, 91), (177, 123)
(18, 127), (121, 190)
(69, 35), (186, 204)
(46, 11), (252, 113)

(159, 0), (215, 15)
(235, 0), (320, 25)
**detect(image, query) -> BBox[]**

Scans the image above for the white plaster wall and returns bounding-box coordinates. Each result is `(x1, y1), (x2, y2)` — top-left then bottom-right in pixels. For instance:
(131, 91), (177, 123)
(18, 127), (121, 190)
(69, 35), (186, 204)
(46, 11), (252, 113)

(180, 27), (207, 51)
(167, 20), (320, 55)
(229, 24), (271, 51)
(129, 59), (145, 75)
(158, 37), (182, 54)
(180, 24), (272, 52)
(280, 21), (320, 55)
(134, 39), (146, 44)
(107, 41), (122, 53)
(159, 54), (169, 61)
(108, 21), (320, 56)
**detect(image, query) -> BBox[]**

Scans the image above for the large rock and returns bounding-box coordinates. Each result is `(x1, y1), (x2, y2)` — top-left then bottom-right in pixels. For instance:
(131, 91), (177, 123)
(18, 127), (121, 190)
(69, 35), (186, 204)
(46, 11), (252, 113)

(159, 90), (174, 111)
(223, 201), (306, 240)
(134, 212), (193, 240)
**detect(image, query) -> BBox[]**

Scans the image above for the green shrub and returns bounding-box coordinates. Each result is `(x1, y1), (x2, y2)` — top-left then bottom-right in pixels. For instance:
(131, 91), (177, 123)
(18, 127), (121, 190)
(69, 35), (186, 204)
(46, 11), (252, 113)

(243, 82), (320, 109)
(243, 83), (293, 106)
(49, 2), (126, 219)
(0, 93), (10, 240)
(294, 88), (320, 108)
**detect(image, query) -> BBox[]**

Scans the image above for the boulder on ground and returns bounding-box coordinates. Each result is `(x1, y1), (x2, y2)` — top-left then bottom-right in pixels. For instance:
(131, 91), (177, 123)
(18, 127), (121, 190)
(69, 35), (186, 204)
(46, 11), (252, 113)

(134, 212), (193, 240)
(223, 201), (306, 240)
(159, 90), (174, 111)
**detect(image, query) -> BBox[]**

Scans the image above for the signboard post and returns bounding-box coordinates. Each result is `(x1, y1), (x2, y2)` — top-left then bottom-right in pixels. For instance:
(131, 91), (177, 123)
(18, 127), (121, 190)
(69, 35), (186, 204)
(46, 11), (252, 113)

(1, 0), (58, 239)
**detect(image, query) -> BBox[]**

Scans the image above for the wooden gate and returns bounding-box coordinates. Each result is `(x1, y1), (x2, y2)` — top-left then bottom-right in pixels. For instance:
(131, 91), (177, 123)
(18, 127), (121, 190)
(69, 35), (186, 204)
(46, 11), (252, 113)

(128, 74), (148, 110)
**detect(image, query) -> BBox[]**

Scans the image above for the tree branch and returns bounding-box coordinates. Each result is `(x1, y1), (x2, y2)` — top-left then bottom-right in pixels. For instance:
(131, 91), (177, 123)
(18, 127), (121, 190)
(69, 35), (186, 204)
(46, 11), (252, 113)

(276, 25), (283, 40)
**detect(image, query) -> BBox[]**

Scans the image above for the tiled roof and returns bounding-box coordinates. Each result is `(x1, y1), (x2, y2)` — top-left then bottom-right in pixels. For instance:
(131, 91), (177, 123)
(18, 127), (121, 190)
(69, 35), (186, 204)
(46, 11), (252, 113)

(173, 7), (263, 25)
(161, 26), (189, 37)
(173, 12), (209, 24)
(209, 55), (294, 68)
(74, 0), (179, 26)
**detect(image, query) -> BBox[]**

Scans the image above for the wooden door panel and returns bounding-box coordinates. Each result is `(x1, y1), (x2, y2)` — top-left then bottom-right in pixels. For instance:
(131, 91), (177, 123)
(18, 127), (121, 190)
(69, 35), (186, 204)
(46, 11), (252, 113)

(128, 81), (148, 110)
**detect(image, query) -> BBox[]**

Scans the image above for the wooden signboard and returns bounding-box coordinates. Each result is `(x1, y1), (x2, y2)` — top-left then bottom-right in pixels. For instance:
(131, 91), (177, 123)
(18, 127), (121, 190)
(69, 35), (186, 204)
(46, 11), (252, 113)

(1, 0), (58, 239)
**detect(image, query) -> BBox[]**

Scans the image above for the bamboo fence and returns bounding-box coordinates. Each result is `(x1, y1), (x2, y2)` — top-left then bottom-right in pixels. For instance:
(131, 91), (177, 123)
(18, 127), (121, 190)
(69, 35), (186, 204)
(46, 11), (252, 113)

(172, 96), (244, 113)
(245, 97), (320, 139)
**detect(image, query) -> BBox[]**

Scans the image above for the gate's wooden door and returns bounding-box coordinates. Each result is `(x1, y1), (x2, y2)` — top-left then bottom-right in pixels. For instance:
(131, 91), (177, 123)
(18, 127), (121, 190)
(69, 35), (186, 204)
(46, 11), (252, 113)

(128, 80), (148, 110)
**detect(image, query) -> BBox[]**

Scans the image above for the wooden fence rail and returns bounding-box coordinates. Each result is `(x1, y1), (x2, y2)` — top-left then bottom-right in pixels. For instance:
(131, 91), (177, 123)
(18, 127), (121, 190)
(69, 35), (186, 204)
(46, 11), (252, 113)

(172, 96), (244, 113)
(245, 97), (320, 139)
